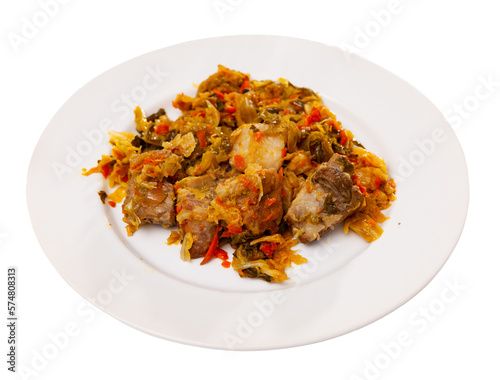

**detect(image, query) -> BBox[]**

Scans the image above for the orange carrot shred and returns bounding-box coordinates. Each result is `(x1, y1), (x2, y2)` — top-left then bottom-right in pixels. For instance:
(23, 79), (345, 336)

(200, 225), (221, 265)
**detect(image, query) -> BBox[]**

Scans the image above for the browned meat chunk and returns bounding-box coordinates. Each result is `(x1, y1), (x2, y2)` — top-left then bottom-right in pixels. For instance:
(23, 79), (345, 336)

(284, 153), (364, 243)
(124, 177), (176, 225)
(230, 123), (286, 172)
(122, 149), (182, 235)
(212, 169), (283, 236)
(175, 174), (218, 259)
(242, 172), (283, 236)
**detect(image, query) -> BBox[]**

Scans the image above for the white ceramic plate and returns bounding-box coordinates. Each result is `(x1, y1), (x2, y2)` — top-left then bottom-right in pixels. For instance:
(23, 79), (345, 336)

(27, 35), (468, 350)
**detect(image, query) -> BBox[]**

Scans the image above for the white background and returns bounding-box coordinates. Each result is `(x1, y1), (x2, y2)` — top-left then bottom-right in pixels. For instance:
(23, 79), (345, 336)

(1, 0), (499, 379)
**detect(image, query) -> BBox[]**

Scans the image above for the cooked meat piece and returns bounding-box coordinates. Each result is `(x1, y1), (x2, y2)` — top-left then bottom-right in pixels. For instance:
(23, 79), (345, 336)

(212, 169), (283, 236)
(284, 153), (364, 243)
(242, 175), (283, 236)
(122, 149), (182, 235)
(175, 174), (218, 259)
(123, 177), (176, 225)
(230, 123), (285, 172)
(181, 220), (217, 259)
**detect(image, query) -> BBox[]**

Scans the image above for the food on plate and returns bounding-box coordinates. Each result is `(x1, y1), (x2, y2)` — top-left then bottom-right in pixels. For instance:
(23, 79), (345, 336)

(83, 65), (396, 282)
(175, 174), (219, 260)
(284, 153), (364, 244)
(123, 149), (181, 234)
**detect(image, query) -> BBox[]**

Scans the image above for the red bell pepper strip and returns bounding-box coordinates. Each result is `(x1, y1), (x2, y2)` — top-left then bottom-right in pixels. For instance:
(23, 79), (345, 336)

(261, 242), (277, 256)
(200, 225), (221, 265)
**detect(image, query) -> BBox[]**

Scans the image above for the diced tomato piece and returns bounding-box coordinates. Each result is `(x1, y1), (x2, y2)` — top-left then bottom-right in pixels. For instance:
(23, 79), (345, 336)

(215, 248), (228, 261)
(261, 242), (277, 256)
(310, 107), (322, 121)
(154, 124), (170, 135)
(304, 107), (322, 127)
(234, 154), (245, 171)
(354, 177), (369, 196)
(220, 230), (232, 238)
(227, 225), (243, 235)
